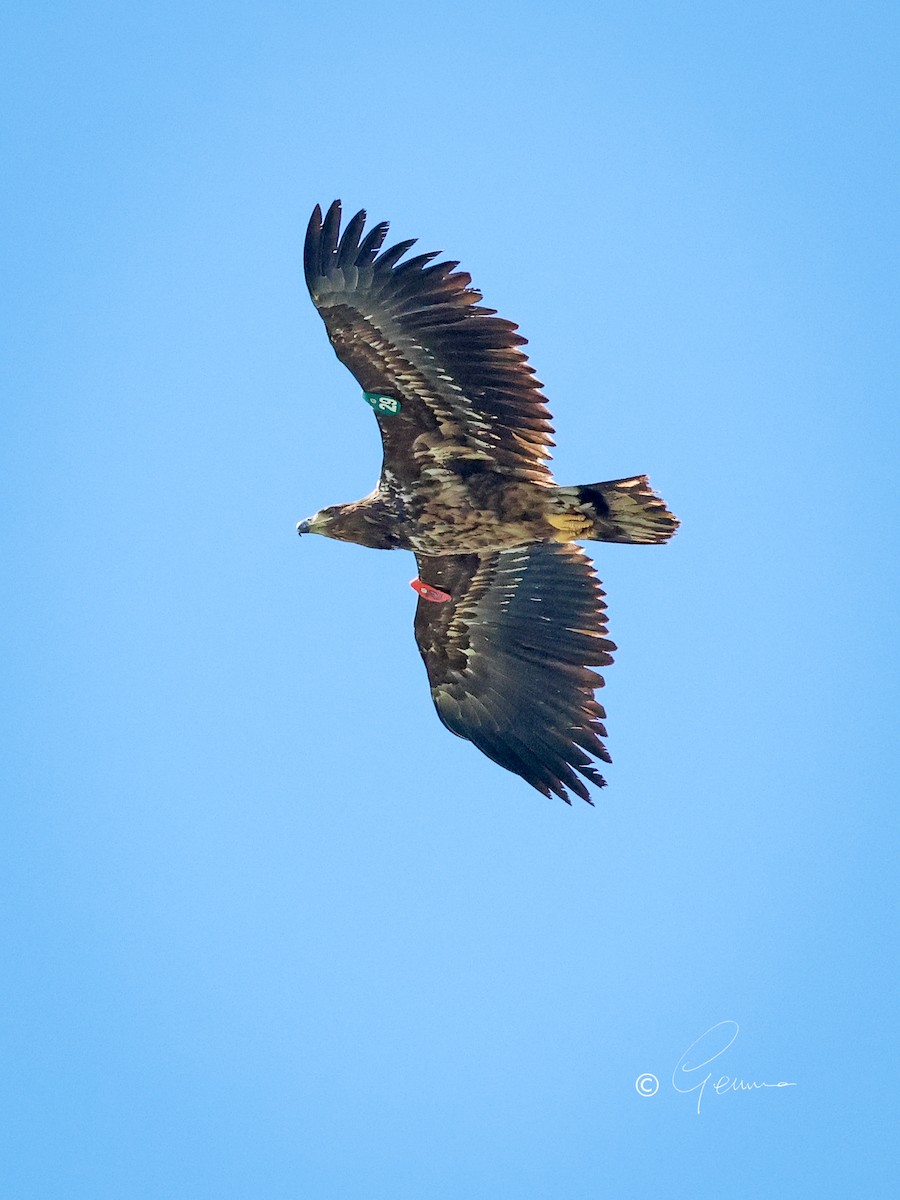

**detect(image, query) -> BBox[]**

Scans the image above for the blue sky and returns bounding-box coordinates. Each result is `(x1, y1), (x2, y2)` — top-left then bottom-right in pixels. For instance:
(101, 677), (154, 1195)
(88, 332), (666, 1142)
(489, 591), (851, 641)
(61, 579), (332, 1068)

(2, 1), (897, 1196)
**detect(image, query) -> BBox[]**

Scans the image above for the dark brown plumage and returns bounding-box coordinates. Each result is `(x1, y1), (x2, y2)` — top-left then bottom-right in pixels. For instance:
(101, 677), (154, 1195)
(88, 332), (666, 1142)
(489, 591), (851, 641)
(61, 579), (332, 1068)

(298, 200), (678, 804)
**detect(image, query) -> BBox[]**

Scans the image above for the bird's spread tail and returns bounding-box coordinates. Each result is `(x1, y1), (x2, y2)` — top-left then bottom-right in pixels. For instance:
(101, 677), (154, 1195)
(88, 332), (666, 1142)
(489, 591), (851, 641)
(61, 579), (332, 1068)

(552, 476), (679, 545)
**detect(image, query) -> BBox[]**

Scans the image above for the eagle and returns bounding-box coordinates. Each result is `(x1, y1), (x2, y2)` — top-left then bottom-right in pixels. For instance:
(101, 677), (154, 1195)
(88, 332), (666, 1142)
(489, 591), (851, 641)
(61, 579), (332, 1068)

(297, 200), (678, 804)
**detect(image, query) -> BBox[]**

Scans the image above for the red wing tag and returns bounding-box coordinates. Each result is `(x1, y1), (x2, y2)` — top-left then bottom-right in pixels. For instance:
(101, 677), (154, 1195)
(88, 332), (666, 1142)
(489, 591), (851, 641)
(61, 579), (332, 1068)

(410, 579), (452, 603)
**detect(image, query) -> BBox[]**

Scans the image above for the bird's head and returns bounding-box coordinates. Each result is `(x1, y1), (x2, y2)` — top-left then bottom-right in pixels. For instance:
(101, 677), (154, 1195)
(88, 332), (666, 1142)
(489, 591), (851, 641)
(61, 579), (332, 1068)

(296, 502), (381, 545)
(296, 506), (341, 539)
(296, 496), (399, 549)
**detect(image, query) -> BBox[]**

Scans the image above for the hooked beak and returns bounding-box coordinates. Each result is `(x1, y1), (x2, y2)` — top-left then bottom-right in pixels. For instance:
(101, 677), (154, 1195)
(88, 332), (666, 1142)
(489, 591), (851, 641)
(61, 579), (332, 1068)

(296, 519), (311, 536)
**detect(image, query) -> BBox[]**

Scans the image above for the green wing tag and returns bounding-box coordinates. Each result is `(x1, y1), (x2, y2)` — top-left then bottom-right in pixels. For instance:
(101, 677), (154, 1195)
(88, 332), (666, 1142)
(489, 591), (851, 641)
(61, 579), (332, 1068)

(363, 391), (402, 416)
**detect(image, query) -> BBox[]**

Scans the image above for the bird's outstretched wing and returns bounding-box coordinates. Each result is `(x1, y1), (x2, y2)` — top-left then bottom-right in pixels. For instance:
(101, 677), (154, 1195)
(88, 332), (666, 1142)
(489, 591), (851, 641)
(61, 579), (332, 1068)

(412, 543), (616, 804)
(304, 200), (555, 485)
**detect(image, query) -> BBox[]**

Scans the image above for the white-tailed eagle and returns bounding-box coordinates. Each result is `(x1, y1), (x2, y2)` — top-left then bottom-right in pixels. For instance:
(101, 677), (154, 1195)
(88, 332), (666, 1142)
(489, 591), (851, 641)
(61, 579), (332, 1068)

(297, 201), (678, 804)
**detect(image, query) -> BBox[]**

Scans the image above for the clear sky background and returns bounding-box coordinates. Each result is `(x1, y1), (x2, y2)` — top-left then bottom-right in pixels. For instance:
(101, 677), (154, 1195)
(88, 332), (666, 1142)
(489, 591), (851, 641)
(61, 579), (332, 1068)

(3, 2), (898, 1197)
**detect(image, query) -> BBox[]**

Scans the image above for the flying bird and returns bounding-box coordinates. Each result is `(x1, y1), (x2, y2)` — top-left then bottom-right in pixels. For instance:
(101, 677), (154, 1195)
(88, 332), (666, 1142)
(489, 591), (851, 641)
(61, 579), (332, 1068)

(298, 200), (678, 804)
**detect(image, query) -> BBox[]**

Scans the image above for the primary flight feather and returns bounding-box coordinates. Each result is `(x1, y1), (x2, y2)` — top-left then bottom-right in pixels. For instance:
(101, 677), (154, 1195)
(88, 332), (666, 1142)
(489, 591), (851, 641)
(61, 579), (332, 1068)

(298, 200), (678, 804)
